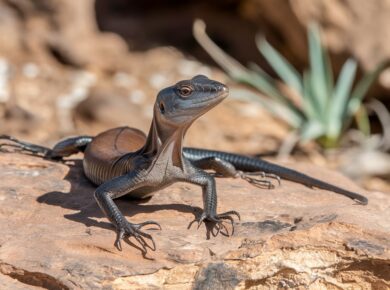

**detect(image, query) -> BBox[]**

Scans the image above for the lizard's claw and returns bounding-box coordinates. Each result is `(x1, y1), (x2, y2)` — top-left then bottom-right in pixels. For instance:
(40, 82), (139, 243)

(0, 135), (19, 153)
(0, 143), (22, 153)
(0, 135), (16, 142)
(195, 210), (240, 237)
(115, 220), (161, 252)
(238, 171), (281, 189)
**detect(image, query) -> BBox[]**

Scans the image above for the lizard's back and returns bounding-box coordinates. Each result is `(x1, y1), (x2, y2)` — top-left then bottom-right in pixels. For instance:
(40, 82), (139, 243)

(83, 127), (146, 185)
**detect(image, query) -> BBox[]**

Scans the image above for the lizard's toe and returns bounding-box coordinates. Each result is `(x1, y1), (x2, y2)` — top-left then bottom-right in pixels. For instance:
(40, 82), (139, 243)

(239, 171), (281, 189)
(193, 210), (240, 237)
(115, 221), (160, 252)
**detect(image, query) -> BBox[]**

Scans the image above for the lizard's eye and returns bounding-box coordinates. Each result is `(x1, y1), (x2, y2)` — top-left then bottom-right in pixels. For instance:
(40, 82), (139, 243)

(159, 102), (165, 114)
(179, 85), (193, 97)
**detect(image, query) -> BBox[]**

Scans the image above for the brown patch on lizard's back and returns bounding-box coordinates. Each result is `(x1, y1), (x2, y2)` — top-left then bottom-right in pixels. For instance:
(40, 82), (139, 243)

(86, 127), (146, 160)
(83, 127), (147, 184)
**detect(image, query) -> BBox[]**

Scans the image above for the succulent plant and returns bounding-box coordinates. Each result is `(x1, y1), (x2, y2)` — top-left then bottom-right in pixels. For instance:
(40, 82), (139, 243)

(193, 20), (389, 148)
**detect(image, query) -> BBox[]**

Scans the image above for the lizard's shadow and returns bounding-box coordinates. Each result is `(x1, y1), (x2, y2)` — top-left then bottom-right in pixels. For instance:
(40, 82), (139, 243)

(37, 160), (202, 232)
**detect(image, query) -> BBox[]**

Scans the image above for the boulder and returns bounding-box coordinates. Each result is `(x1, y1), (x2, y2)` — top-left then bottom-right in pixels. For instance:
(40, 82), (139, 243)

(241, 0), (390, 91)
(0, 153), (389, 289)
(0, 0), (128, 70)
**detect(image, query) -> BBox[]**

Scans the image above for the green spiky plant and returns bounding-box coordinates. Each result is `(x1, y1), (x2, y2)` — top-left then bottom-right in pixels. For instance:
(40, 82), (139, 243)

(193, 19), (389, 148)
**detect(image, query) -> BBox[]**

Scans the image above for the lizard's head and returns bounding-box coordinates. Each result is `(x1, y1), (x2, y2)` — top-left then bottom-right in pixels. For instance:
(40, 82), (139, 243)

(154, 75), (228, 126)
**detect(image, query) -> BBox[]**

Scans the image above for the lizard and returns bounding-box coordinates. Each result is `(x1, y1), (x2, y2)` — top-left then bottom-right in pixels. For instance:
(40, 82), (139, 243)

(0, 75), (368, 252)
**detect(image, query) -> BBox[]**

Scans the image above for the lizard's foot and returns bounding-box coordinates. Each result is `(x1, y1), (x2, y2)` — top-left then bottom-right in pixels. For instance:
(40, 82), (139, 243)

(0, 135), (50, 157)
(193, 210), (240, 237)
(115, 220), (162, 252)
(238, 171), (281, 189)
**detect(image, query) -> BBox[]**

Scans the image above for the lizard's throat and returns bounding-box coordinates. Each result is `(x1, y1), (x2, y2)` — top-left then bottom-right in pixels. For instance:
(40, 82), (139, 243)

(143, 116), (190, 169)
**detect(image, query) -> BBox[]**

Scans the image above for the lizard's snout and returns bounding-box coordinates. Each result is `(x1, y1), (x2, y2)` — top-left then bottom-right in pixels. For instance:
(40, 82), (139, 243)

(220, 84), (228, 93)
(217, 83), (229, 100)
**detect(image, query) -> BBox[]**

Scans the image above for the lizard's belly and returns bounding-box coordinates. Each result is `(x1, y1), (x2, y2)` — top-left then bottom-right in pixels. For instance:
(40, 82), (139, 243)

(128, 178), (178, 199)
(126, 167), (183, 199)
(129, 185), (165, 199)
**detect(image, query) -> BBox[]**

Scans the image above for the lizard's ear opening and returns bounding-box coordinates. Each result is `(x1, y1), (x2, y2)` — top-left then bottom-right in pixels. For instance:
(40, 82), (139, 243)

(159, 101), (165, 114)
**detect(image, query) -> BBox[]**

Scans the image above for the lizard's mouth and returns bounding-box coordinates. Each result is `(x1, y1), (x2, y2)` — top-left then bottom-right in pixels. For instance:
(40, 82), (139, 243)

(191, 84), (229, 107)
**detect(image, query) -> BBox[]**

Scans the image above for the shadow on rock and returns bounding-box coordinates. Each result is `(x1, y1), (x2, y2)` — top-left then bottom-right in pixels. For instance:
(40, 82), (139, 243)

(37, 160), (200, 232)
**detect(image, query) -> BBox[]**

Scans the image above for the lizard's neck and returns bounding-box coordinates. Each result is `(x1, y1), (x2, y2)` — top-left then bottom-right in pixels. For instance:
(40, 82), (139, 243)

(142, 115), (190, 170)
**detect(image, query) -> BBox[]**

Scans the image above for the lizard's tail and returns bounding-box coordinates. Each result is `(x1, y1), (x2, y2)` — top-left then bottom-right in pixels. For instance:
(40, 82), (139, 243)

(184, 148), (368, 205)
(0, 135), (52, 157)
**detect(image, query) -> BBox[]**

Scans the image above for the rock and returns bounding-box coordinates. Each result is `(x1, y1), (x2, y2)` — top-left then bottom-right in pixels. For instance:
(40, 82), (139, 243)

(0, 0), (128, 71)
(291, 0), (390, 72)
(0, 153), (389, 289)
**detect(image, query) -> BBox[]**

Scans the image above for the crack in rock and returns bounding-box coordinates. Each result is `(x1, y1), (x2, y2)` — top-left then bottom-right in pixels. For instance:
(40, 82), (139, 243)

(0, 261), (69, 290)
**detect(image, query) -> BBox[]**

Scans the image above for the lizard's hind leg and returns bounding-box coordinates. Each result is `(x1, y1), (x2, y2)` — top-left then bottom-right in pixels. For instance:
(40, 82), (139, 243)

(189, 156), (281, 189)
(0, 135), (93, 160)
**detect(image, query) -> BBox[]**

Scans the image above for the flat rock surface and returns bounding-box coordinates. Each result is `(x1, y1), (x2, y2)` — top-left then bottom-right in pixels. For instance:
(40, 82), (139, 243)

(0, 153), (389, 289)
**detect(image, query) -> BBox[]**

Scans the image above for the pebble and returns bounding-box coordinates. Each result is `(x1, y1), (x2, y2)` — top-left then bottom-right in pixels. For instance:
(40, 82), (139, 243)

(22, 62), (40, 79)
(149, 73), (169, 89)
(113, 72), (138, 87)
(128, 89), (145, 104)
(0, 58), (10, 103)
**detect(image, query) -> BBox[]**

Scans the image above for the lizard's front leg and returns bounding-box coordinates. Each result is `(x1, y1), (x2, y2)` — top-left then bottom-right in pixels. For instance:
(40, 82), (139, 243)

(187, 169), (240, 236)
(94, 170), (161, 252)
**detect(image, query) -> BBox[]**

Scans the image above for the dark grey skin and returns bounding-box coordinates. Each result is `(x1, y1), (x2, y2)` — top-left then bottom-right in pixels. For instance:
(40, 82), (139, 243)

(0, 75), (368, 253)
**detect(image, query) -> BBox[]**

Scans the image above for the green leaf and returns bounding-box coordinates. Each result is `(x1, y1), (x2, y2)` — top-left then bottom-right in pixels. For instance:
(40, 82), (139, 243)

(236, 71), (304, 118)
(308, 23), (329, 115)
(355, 105), (371, 136)
(322, 41), (334, 98)
(248, 62), (269, 75)
(236, 72), (285, 102)
(326, 58), (357, 138)
(256, 36), (303, 95)
(349, 60), (390, 115)
(245, 63), (306, 121)
(300, 120), (325, 141)
(192, 19), (248, 78)
(302, 70), (321, 120)
(230, 89), (304, 128)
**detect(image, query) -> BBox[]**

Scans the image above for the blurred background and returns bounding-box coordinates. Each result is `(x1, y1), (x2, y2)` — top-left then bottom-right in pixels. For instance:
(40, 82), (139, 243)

(0, 0), (390, 192)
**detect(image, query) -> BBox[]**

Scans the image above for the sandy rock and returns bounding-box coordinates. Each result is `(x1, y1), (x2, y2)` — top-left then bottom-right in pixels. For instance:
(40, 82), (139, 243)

(0, 153), (389, 289)
(0, 272), (43, 290)
(0, 0), (127, 70)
